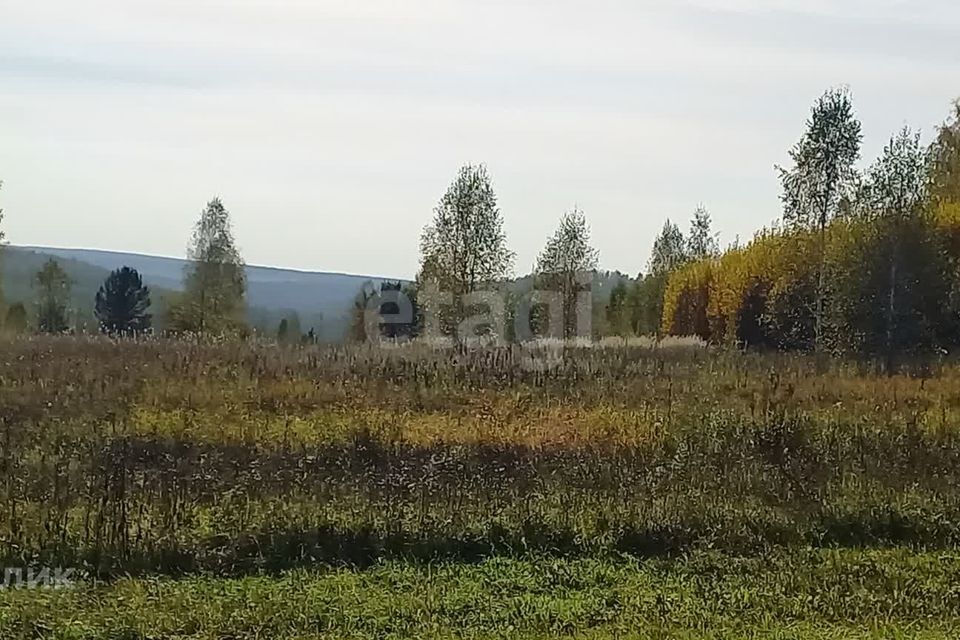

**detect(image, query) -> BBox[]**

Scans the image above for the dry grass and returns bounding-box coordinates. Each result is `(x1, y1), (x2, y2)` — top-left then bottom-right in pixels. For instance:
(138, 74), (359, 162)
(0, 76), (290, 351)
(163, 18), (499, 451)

(0, 335), (959, 577)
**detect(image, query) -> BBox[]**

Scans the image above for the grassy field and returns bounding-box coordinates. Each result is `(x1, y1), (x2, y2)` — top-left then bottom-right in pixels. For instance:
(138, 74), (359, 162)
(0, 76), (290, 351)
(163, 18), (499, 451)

(4, 549), (960, 639)
(1, 336), (960, 637)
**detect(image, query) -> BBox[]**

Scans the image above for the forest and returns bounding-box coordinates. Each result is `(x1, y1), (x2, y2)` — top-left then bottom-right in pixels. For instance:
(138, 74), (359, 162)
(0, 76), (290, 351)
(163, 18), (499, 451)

(5, 89), (960, 372)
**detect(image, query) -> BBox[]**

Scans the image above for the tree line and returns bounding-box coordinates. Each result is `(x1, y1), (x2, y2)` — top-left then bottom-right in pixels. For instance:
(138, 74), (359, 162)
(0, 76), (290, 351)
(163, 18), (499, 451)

(0, 196), (252, 338)
(355, 89), (960, 360)
(660, 90), (960, 365)
(2, 87), (959, 357)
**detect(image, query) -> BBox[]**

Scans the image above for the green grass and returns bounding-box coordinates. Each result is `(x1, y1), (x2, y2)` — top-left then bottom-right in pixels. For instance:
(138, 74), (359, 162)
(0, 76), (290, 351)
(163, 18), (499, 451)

(2, 549), (960, 639)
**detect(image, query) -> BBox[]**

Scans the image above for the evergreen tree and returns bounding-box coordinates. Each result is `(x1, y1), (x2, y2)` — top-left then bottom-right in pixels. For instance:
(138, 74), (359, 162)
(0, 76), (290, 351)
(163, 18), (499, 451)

(95, 266), (152, 335)
(169, 198), (246, 336)
(35, 259), (71, 333)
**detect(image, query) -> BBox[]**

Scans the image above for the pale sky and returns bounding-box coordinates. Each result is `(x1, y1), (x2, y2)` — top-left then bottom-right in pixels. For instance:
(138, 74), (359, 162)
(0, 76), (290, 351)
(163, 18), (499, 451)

(1, 1), (958, 279)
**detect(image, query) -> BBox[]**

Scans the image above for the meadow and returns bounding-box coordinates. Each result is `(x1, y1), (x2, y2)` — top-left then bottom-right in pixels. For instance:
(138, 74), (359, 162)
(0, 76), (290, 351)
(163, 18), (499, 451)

(2, 336), (960, 637)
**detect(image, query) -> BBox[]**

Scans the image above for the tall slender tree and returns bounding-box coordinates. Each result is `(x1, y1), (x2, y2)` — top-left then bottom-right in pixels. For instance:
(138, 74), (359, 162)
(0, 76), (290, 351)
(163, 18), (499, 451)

(687, 205), (719, 260)
(169, 198), (246, 336)
(649, 220), (687, 277)
(418, 165), (514, 335)
(35, 258), (71, 333)
(640, 221), (689, 337)
(95, 267), (152, 335)
(534, 208), (599, 338)
(777, 87), (863, 352)
(864, 127), (930, 367)
(605, 279), (630, 336)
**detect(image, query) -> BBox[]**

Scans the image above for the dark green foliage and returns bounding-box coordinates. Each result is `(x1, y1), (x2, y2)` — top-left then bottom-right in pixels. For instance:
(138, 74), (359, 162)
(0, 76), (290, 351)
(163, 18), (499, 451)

(4, 302), (27, 334)
(648, 220), (688, 277)
(34, 258), (71, 333)
(829, 216), (950, 360)
(605, 280), (629, 336)
(778, 87), (863, 231)
(687, 204), (718, 260)
(275, 313), (302, 344)
(95, 267), (152, 335)
(535, 209), (599, 338)
(631, 273), (669, 336)
(378, 281), (419, 340)
(778, 87), (863, 352)
(419, 165), (514, 337)
(622, 220), (691, 337)
(351, 281), (419, 342)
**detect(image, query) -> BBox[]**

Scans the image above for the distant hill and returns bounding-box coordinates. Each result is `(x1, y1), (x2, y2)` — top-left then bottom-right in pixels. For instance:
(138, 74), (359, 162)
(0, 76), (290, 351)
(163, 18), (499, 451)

(2, 246), (631, 340)
(4, 246), (401, 340)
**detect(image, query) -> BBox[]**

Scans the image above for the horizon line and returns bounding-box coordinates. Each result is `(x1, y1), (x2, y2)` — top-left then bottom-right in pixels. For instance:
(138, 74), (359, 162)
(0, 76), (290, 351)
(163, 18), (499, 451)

(11, 244), (409, 283)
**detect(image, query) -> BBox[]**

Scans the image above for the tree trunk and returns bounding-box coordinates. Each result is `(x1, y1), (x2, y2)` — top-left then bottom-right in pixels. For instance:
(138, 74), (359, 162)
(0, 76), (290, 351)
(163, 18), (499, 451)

(885, 240), (898, 376)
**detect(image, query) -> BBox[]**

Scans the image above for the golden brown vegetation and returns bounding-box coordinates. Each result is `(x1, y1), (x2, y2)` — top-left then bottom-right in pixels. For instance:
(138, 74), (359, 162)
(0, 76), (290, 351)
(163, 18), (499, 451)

(2, 336), (960, 578)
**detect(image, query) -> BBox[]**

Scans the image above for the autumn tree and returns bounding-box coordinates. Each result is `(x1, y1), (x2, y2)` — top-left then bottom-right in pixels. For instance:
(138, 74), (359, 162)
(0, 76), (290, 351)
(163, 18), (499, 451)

(929, 100), (960, 205)
(777, 87), (863, 352)
(534, 208), (599, 338)
(169, 198), (246, 336)
(95, 266), (152, 335)
(35, 258), (71, 333)
(419, 165), (514, 336)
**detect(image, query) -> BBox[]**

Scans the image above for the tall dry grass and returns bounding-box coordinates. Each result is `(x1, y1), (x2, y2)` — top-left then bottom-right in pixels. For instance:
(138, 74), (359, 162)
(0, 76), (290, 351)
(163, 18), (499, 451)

(0, 335), (958, 576)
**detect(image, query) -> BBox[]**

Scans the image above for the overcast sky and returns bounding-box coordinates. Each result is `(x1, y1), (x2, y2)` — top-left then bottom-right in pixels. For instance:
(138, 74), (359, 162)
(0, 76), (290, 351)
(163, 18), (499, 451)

(1, 1), (958, 279)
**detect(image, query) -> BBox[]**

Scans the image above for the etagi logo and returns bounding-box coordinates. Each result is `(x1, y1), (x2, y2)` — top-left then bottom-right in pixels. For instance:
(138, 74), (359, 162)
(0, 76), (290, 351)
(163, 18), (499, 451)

(0, 567), (76, 590)
(359, 273), (595, 369)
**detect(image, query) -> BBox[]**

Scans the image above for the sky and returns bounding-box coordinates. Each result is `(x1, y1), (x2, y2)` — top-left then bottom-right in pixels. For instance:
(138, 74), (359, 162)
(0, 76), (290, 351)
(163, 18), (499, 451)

(1, 1), (959, 280)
